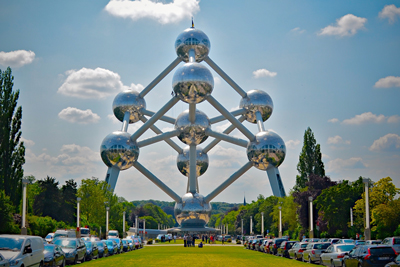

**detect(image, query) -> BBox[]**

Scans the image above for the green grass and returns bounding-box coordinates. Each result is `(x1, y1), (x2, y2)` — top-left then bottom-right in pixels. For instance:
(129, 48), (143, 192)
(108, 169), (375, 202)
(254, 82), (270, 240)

(71, 246), (311, 267)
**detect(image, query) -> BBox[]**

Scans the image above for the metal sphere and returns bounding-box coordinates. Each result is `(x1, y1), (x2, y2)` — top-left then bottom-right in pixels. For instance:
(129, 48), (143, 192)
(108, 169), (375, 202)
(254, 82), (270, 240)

(113, 89), (146, 123)
(175, 109), (210, 145)
(175, 27), (210, 63)
(240, 89), (273, 123)
(247, 131), (286, 170)
(174, 193), (212, 227)
(172, 62), (214, 104)
(100, 131), (139, 170)
(177, 146), (208, 177)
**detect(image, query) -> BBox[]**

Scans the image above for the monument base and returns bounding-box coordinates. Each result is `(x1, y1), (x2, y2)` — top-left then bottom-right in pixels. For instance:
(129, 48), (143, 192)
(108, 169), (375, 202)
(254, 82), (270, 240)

(21, 227), (27, 235)
(309, 230), (314, 239)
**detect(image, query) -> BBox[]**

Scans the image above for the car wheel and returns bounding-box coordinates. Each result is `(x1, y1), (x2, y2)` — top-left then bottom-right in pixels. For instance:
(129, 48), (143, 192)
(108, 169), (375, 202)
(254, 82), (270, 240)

(61, 259), (65, 267)
(308, 256), (313, 264)
(302, 255), (305, 262)
(81, 255), (85, 263)
(73, 256), (78, 265)
(342, 261), (346, 267)
(330, 260), (335, 267)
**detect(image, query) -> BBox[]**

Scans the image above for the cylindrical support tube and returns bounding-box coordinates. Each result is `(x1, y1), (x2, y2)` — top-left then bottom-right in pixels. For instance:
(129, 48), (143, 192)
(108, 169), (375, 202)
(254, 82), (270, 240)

(135, 216), (138, 236)
(255, 111), (265, 132)
(143, 219), (146, 240)
(121, 111), (130, 132)
(350, 208), (353, 227)
(205, 128), (248, 147)
(250, 216), (253, 235)
(365, 182), (370, 229)
(204, 56), (247, 97)
(189, 144), (197, 193)
(189, 103), (196, 124)
(142, 109), (176, 124)
(133, 161), (181, 202)
(279, 207), (282, 238)
(77, 198), (81, 228)
(204, 161), (253, 203)
(209, 108), (246, 124)
(207, 96), (255, 141)
(241, 219), (244, 236)
(261, 212), (264, 236)
(309, 196), (313, 238)
(189, 49), (195, 63)
(131, 97), (179, 141)
(139, 57), (182, 98)
(137, 129), (179, 148)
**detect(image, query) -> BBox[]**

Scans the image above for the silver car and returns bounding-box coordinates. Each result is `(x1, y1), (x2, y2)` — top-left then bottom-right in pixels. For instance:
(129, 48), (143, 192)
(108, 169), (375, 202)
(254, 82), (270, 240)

(320, 243), (355, 266)
(288, 242), (308, 260)
(302, 242), (331, 264)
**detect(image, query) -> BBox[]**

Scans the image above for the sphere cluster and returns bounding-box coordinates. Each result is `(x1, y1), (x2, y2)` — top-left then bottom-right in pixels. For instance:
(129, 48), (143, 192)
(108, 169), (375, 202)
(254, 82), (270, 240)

(240, 89), (273, 123)
(113, 89), (146, 123)
(247, 131), (286, 170)
(174, 192), (211, 227)
(175, 28), (210, 63)
(174, 109), (210, 145)
(177, 146), (209, 177)
(100, 131), (139, 170)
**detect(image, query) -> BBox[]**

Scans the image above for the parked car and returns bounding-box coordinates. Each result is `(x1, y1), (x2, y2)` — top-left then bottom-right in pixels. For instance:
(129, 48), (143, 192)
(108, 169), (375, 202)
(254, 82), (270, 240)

(328, 238), (340, 244)
(96, 241), (108, 258)
(288, 242), (308, 260)
(104, 240), (118, 256)
(121, 239), (130, 252)
(53, 238), (86, 265)
(309, 238), (320, 242)
(302, 242), (331, 264)
(277, 241), (297, 258)
(107, 230), (119, 239)
(45, 233), (54, 244)
(133, 238), (142, 249)
(264, 240), (274, 254)
(382, 237), (400, 254)
(125, 239), (134, 251)
(366, 240), (382, 245)
(0, 235), (44, 267)
(254, 239), (265, 252)
(385, 254), (400, 267)
(269, 238), (288, 255)
(338, 239), (355, 244)
(355, 240), (366, 246)
(80, 228), (90, 238)
(108, 238), (123, 253)
(260, 239), (271, 253)
(251, 239), (258, 250)
(320, 243), (355, 267)
(0, 253), (9, 267)
(43, 244), (65, 267)
(84, 241), (98, 261)
(52, 230), (76, 241)
(343, 245), (397, 267)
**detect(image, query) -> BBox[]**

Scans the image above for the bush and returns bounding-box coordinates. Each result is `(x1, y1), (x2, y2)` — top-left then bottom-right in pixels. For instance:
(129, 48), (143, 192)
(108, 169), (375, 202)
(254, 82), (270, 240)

(227, 238), (232, 243)
(236, 240), (241, 244)
(147, 238), (153, 245)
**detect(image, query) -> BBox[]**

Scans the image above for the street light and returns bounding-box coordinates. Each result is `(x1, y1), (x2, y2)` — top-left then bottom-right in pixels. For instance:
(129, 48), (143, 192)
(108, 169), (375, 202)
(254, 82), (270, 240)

(363, 178), (371, 240)
(261, 212), (264, 237)
(143, 219), (146, 241)
(135, 215), (138, 236)
(123, 211), (126, 238)
(241, 218), (244, 237)
(21, 179), (29, 235)
(106, 206), (110, 235)
(250, 216), (253, 235)
(279, 206), (282, 238)
(77, 197), (81, 228)
(309, 196), (314, 238)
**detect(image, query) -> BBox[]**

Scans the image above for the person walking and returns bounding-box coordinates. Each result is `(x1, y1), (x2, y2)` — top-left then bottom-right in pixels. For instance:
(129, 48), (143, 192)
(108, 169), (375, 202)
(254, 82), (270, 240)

(174, 235), (176, 243)
(193, 234), (196, 247)
(222, 235), (225, 245)
(184, 234), (187, 247)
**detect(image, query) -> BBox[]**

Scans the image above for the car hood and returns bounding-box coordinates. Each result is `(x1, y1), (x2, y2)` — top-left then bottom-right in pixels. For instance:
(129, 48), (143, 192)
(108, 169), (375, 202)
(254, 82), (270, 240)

(44, 251), (53, 258)
(62, 248), (75, 253)
(1, 250), (22, 260)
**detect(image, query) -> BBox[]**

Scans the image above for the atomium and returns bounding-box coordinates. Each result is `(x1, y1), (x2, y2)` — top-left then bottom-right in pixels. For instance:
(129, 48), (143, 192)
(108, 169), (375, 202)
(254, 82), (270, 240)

(100, 24), (287, 231)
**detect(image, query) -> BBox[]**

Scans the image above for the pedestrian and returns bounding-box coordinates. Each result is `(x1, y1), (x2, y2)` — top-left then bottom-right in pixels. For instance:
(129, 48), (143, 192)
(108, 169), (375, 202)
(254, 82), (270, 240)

(222, 235), (225, 245)
(174, 235), (176, 243)
(184, 234), (187, 247)
(193, 234), (196, 247)
(198, 241), (203, 248)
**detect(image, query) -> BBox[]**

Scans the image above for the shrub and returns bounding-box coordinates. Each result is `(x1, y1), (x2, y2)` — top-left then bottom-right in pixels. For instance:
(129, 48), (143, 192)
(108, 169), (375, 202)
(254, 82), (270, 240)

(236, 240), (241, 244)
(227, 238), (232, 243)
(147, 238), (153, 245)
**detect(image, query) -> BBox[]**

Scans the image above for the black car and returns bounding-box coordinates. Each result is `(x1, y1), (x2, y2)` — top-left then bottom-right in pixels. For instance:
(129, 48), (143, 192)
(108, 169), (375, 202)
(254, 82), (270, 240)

(277, 241), (297, 258)
(84, 241), (98, 261)
(53, 238), (86, 265)
(269, 238), (288, 255)
(121, 239), (129, 252)
(343, 245), (397, 267)
(96, 241), (108, 258)
(44, 244), (65, 267)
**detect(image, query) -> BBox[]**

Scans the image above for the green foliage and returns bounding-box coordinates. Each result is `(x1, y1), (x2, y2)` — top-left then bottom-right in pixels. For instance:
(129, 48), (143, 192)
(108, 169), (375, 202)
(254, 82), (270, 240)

(0, 67), (25, 208)
(27, 215), (58, 237)
(147, 238), (153, 244)
(295, 127), (325, 191)
(0, 190), (19, 234)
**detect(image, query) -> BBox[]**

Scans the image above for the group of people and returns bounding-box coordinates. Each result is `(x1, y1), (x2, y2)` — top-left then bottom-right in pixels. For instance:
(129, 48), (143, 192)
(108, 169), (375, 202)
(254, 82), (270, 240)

(183, 234), (197, 247)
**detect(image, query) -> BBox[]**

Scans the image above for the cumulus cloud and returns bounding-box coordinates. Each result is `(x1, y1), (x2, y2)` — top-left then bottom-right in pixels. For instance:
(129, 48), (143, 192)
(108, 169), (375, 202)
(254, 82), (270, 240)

(319, 14), (367, 37)
(285, 140), (300, 149)
(342, 112), (387, 125)
(328, 118), (339, 123)
(369, 133), (400, 152)
(388, 115), (400, 124)
(58, 67), (143, 99)
(327, 157), (367, 172)
(290, 27), (306, 34)
(327, 135), (350, 145)
(253, 69), (277, 78)
(379, 4), (400, 24)
(0, 50), (35, 68)
(58, 107), (100, 124)
(374, 76), (400, 88)
(21, 137), (35, 147)
(104, 0), (200, 24)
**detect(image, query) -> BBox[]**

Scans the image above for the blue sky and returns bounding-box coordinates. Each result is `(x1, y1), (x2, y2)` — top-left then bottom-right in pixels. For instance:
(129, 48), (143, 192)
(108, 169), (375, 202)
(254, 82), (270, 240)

(1, 0), (399, 203)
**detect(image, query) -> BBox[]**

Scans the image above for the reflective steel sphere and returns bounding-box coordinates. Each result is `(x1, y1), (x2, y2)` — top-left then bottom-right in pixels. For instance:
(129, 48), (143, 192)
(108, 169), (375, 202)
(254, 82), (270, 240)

(240, 89), (273, 123)
(175, 109), (210, 145)
(172, 62), (214, 104)
(177, 146), (208, 177)
(175, 28), (210, 62)
(247, 131), (286, 170)
(174, 193), (212, 227)
(100, 131), (139, 170)
(113, 89), (146, 123)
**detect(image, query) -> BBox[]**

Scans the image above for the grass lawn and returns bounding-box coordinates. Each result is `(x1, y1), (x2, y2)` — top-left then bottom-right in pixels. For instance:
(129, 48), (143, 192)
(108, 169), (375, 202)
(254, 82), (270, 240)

(71, 245), (311, 267)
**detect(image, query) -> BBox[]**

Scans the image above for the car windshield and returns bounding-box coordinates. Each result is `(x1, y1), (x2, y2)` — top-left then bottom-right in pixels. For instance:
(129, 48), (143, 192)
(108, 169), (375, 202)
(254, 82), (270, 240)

(81, 229), (90, 235)
(97, 242), (103, 247)
(394, 239), (400, 245)
(0, 238), (25, 251)
(106, 241), (113, 246)
(370, 247), (396, 255)
(108, 232), (118, 237)
(84, 242), (92, 248)
(44, 245), (54, 252)
(315, 243), (330, 249)
(301, 244), (308, 248)
(122, 240), (127, 244)
(54, 239), (76, 248)
(343, 240), (354, 243)
(45, 234), (53, 239)
(337, 245), (355, 252)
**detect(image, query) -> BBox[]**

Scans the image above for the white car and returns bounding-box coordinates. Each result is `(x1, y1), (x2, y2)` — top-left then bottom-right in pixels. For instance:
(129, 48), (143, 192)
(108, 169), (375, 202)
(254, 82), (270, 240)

(320, 244), (355, 266)
(0, 253), (10, 267)
(44, 233), (54, 244)
(0, 235), (44, 267)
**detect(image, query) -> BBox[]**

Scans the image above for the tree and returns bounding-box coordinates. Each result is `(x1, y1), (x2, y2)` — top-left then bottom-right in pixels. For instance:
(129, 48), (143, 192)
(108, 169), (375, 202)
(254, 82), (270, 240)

(0, 189), (19, 234)
(60, 179), (77, 224)
(0, 67), (25, 207)
(33, 176), (62, 221)
(295, 127), (325, 191)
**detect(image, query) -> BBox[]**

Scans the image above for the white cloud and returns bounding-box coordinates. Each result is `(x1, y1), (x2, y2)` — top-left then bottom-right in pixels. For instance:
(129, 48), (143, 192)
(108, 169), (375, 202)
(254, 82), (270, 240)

(369, 133), (400, 152)
(374, 76), (400, 88)
(104, 0), (200, 24)
(388, 115), (400, 124)
(327, 135), (350, 145)
(0, 50), (35, 68)
(253, 69), (277, 78)
(342, 112), (386, 125)
(290, 27), (306, 34)
(285, 139), (300, 149)
(327, 157), (367, 172)
(328, 118), (339, 123)
(319, 14), (367, 37)
(379, 4), (400, 24)
(58, 67), (144, 99)
(58, 107), (100, 124)
(21, 137), (35, 147)
(108, 114), (121, 124)
(214, 76), (221, 85)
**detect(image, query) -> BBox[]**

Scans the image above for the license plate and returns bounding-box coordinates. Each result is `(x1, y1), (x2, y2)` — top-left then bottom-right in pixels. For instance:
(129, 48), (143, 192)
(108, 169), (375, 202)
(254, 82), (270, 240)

(379, 257), (389, 260)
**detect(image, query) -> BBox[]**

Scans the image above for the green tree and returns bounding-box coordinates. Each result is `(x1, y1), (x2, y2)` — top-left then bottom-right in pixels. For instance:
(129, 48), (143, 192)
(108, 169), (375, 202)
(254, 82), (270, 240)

(0, 189), (19, 234)
(0, 67), (25, 207)
(60, 179), (77, 224)
(295, 127), (325, 191)
(33, 176), (62, 221)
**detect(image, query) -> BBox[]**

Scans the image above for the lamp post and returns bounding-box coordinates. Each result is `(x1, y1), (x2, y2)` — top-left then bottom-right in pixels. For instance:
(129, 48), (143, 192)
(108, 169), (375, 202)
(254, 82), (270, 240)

(135, 215), (138, 236)
(241, 218), (244, 237)
(350, 207), (353, 227)
(21, 179), (29, 235)
(250, 216), (253, 235)
(76, 197), (81, 238)
(106, 206), (110, 235)
(279, 206), (282, 238)
(123, 211), (126, 238)
(226, 224), (228, 235)
(363, 178), (371, 240)
(261, 212), (264, 237)
(143, 219), (146, 241)
(309, 196), (314, 238)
